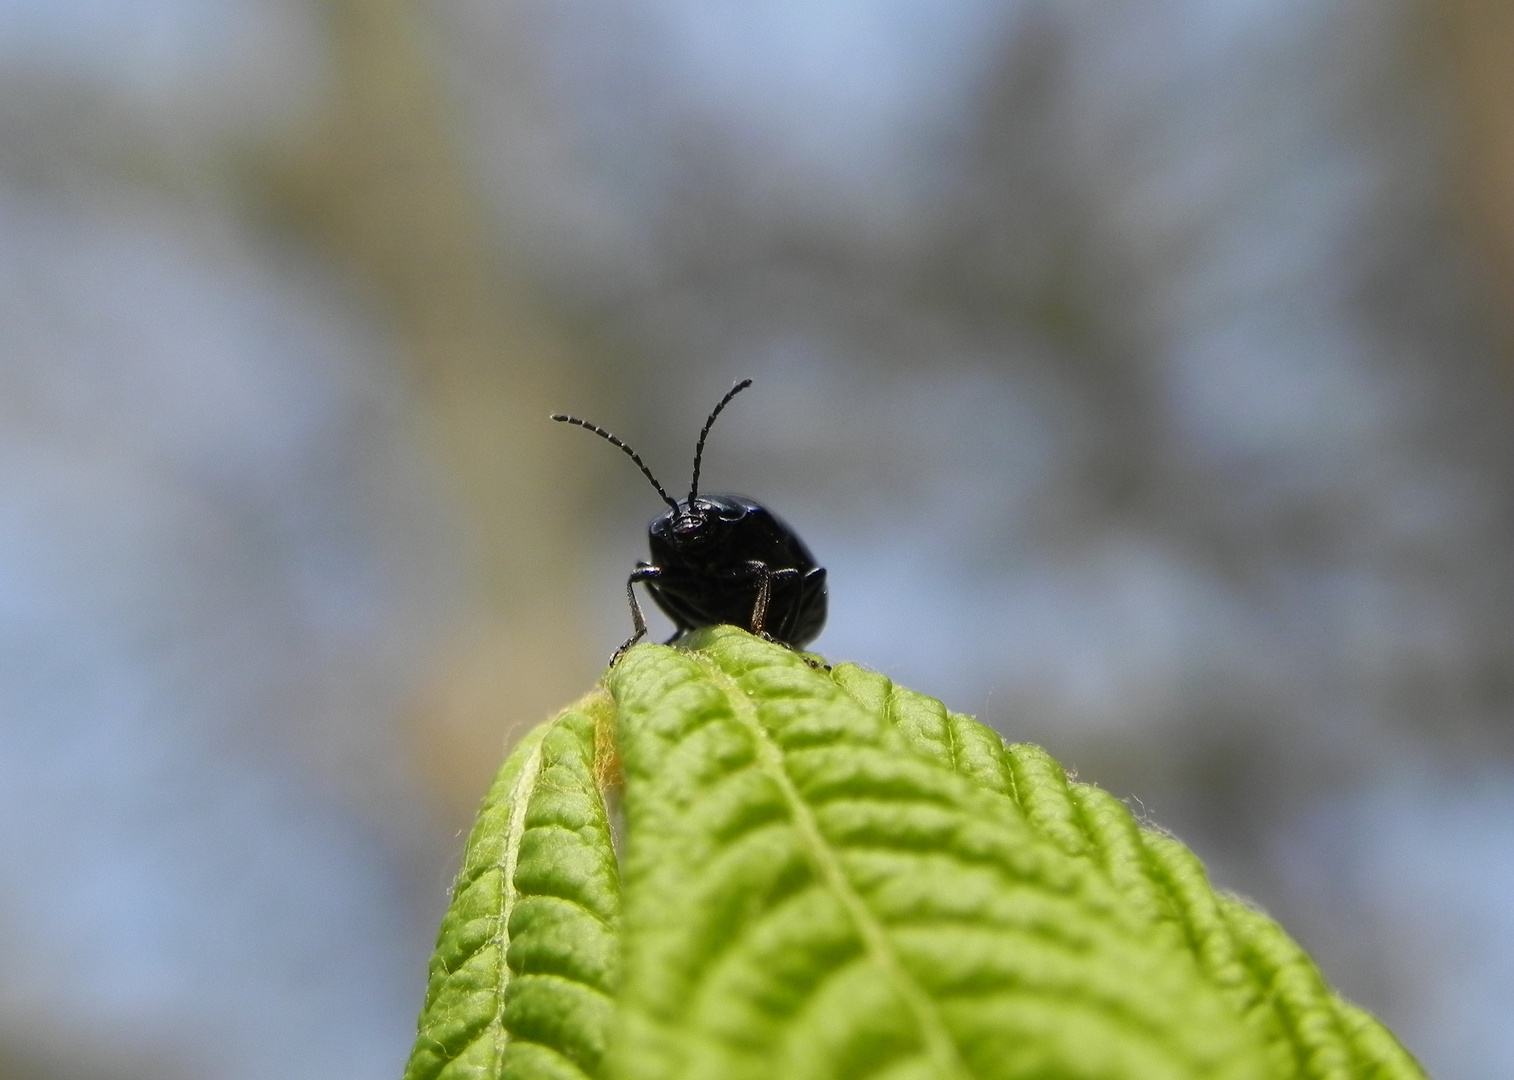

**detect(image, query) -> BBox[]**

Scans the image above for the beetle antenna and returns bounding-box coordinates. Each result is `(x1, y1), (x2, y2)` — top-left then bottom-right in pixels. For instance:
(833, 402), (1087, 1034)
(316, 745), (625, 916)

(688, 378), (752, 504)
(552, 413), (680, 512)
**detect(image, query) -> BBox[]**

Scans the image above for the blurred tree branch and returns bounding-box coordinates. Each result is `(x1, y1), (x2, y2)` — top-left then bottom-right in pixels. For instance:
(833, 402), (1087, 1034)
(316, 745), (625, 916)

(1433, 0), (1514, 353)
(259, 0), (598, 822)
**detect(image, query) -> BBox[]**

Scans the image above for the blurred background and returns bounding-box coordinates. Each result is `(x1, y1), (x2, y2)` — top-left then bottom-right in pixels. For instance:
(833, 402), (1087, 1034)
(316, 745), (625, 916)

(0, 0), (1508, 1077)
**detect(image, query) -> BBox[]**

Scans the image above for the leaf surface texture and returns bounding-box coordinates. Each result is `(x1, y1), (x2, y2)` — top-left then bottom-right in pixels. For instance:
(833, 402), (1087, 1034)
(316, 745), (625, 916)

(406, 690), (620, 1080)
(610, 629), (1317, 1080)
(408, 627), (1425, 1080)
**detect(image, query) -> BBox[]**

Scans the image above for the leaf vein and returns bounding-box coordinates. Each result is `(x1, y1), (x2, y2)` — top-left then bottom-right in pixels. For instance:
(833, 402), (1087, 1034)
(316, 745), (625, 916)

(694, 654), (973, 1080)
(491, 732), (546, 1070)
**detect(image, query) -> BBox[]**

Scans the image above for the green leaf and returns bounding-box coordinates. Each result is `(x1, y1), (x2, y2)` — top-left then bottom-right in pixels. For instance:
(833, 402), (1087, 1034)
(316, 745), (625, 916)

(828, 659), (1424, 1080)
(605, 626), (1426, 1080)
(407, 625), (1424, 1080)
(405, 689), (621, 1080)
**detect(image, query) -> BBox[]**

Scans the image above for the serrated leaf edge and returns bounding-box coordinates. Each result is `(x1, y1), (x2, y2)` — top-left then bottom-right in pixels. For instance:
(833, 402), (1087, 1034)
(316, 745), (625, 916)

(824, 654), (1426, 1080)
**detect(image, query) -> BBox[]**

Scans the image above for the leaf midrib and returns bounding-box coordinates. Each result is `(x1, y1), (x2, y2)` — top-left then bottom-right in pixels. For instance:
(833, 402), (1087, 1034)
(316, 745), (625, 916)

(692, 654), (974, 1080)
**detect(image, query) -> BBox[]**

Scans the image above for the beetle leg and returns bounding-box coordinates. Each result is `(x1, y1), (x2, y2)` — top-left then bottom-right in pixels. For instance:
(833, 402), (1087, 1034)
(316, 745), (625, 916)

(747, 561), (774, 636)
(746, 561), (800, 638)
(613, 564), (662, 664)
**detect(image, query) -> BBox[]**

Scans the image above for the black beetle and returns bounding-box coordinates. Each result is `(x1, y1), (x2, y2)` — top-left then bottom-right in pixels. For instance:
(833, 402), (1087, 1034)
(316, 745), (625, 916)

(553, 379), (827, 658)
